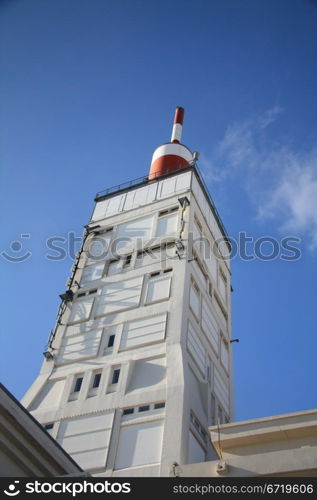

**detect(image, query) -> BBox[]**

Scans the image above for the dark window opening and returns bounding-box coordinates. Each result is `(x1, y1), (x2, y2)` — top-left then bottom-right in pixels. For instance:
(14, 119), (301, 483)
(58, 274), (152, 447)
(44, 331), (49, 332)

(138, 405), (150, 412)
(44, 423), (54, 430)
(107, 335), (115, 348)
(74, 377), (83, 393)
(112, 369), (120, 384)
(123, 408), (134, 415)
(154, 402), (165, 409)
(124, 255), (132, 267)
(92, 373), (101, 388)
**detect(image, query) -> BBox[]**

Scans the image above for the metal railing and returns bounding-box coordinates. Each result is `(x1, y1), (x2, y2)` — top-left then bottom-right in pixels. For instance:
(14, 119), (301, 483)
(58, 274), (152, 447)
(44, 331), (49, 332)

(95, 174), (149, 200)
(95, 164), (194, 200)
(94, 164), (230, 242)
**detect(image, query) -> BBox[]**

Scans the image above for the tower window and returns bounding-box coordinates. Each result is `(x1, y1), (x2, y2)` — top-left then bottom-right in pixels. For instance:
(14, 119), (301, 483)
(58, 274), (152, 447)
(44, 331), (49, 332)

(158, 206), (178, 217)
(111, 368), (120, 384)
(92, 373), (101, 389)
(123, 408), (134, 415)
(138, 405), (150, 412)
(73, 377), (83, 393)
(190, 411), (208, 443)
(123, 255), (132, 268)
(107, 334), (115, 348)
(154, 402), (165, 409)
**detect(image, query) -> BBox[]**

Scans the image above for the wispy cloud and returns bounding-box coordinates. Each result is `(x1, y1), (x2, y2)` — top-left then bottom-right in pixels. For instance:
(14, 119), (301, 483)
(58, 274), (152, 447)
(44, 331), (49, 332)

(258, 156), (317, 249)
(201, 108), (317, 249)
(258, 106), (283, 130)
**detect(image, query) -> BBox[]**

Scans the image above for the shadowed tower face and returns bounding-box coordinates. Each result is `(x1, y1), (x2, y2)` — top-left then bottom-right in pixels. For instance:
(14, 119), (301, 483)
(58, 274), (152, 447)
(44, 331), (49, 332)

(22, 108), (233, 477)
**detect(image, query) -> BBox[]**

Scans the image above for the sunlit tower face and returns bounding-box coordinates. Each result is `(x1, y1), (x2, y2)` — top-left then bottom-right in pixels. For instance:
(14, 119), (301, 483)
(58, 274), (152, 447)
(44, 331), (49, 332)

(22, 108), (233, 477)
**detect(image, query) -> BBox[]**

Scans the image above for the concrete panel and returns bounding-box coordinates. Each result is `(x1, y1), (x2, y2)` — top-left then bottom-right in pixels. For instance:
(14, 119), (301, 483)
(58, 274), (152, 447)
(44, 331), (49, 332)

(201, 299), (219, 354)
(80, 262), (104, 284)
(29, 379), (65, 411)
(189, 283), (200, 320)
(214, 368), (230, 415)
(187, 322), (205, 374)
(96, 276), (143, 316)
(68, 297), (94, 323)
(57, 329), (103, 364)
(146, 276), (171, 303)
(115, 420), (164, 469)
(120, 313), (167, 350)
(57, 412), (114, 470)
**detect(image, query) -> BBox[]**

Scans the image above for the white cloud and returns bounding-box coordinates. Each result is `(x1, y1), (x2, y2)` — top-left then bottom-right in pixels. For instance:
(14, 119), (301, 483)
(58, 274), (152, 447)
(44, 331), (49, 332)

(259, 157), (317, 249)
(258, 106), (283, 130)
(204, 108), (317, 248)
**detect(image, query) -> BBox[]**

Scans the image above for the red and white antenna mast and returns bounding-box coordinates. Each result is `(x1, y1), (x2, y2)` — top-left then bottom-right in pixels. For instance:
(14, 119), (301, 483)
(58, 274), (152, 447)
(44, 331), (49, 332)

(148, 107), (193, 180)
(171, 106), (184, 143)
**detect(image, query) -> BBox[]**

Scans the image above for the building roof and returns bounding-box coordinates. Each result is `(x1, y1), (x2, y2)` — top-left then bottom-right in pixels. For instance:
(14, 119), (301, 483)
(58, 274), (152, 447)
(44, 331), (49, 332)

(0, 383), (84, 477)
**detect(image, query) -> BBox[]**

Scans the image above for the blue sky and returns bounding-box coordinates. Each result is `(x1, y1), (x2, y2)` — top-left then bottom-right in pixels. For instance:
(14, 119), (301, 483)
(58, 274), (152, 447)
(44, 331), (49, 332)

(1, 0), (316, 421)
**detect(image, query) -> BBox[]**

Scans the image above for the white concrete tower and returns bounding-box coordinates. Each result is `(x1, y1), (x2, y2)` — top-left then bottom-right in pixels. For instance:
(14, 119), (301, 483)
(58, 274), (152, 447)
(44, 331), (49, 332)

(22, 108), (233, 477)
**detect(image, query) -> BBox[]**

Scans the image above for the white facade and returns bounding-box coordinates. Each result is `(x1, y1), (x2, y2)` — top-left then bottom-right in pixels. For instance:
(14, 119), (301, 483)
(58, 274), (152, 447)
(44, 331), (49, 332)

(175, 409), (317, 477)
(22, 167), (233, 477)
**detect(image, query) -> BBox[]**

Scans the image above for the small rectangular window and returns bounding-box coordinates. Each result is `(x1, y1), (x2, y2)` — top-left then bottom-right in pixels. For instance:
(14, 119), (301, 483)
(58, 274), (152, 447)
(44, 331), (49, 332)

(92, 373), (101, 389)
(154, 402), (165, 409)
(138, 405), (150, 412)
(73, 377), (83, 393)
(89, 288), (98, 295)
(123, 408), (134, 415)
(112, 368), (120, 384)
(77, 292), (86, 298)
(107, 334), (115, 348)
(158, 210), (169, 217)
(123, 255), (132, 267)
